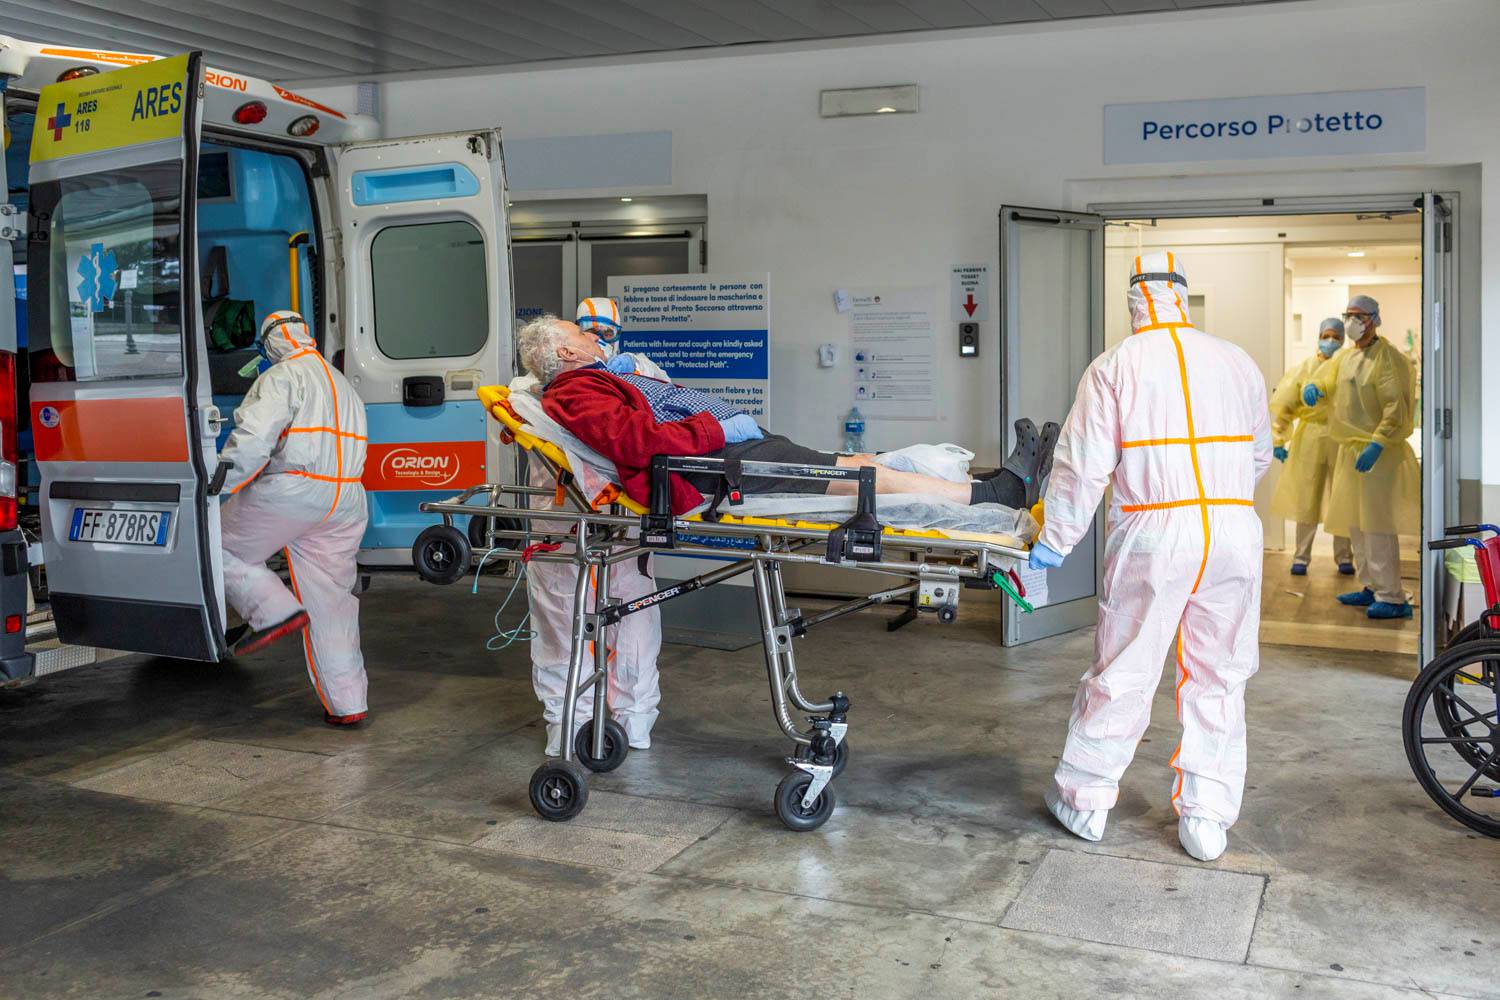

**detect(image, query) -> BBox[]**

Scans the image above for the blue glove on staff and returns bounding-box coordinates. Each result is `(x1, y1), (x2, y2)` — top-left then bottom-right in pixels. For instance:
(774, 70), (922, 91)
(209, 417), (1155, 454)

(1274, 446), (1289, 462)
(719, 414), (764, 444)
(1355, 441), (1384, 472)
(1028, 541), (1064, 571)
(1302, 384), (1324, 407)
(604, 354), (637, 374)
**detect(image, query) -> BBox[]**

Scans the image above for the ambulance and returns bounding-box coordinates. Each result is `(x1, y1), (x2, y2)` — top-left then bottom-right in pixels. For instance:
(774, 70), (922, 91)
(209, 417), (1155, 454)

(0, 39), (515, 671)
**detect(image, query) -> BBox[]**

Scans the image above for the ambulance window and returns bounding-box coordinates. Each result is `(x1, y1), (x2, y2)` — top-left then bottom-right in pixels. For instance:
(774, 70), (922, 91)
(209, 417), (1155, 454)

(31, 162), (185, 382)
(370, 220), (487, 360)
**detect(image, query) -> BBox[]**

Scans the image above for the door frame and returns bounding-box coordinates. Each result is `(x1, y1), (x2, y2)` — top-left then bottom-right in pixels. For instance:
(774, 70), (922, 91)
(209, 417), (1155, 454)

(1088, 192), (1459, 663)
(999, 205), (1106, 646)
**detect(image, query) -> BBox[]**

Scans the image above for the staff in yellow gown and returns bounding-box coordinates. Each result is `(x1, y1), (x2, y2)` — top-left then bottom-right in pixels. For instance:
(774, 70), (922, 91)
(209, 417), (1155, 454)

(1269, 318), (1353, 576)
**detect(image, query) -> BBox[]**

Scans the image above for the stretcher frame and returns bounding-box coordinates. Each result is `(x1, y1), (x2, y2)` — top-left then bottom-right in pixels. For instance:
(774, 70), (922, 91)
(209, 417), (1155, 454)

(416, 390), (1030, 831)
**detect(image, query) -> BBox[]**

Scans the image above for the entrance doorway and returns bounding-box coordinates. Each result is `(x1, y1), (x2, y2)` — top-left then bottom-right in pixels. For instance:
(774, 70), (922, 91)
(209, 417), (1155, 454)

(1001, 195), (1455, 663)
(1104, 212), (1424, 656)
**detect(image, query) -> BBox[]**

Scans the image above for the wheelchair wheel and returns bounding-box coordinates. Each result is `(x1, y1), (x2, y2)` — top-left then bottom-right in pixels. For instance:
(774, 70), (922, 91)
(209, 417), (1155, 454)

(412, 524), (471, 585)
(774, 771), (835, 832)
(1434, 621), (1500, 775)
(1403, 638), (1500, 837)
(574, 719), (629, 773)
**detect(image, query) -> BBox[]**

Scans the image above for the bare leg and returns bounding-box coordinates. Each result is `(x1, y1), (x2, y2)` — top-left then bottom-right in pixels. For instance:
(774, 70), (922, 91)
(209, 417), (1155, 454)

(825, 455), (970, 504)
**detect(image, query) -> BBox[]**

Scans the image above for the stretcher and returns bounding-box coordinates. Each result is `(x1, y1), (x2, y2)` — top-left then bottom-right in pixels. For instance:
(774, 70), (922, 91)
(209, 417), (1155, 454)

(413, 385), (1034, 831)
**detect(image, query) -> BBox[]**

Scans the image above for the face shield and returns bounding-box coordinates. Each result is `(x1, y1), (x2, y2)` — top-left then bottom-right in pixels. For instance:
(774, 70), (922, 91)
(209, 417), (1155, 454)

(576, 297), (623, 357)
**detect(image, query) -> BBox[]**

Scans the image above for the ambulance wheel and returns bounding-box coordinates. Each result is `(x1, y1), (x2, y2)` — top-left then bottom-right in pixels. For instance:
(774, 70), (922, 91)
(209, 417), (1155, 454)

(774, 772), (835, 832)
(794, 738), (849, 778)
(574, 719), (630, 773)
(530, 760), (589, 822)
(468, 514), (523, 552)
(412, 525), (471, 585)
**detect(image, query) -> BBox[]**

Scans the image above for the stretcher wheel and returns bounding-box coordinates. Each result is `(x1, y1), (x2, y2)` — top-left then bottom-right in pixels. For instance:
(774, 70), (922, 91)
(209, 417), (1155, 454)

(795, 739), (850, 778)
(574, 719), (629, 773)
(529, 760), (589, 822)
(468, 514), (522, 552)
(774, 772), (835, 832)
(412, 524), (471, 585)
(1403, 638), (1500, 838)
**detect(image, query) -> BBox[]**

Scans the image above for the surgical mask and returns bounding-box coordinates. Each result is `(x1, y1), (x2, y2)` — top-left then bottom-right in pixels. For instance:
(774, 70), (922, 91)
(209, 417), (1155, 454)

(1317, 337), (1342, 358)
(595, 336), (618, 360)
(1344, 317), (1367, 341)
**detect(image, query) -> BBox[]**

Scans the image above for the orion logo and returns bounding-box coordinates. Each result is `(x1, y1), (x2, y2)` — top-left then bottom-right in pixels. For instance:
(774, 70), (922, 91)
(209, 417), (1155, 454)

(379, 448), (460, 488)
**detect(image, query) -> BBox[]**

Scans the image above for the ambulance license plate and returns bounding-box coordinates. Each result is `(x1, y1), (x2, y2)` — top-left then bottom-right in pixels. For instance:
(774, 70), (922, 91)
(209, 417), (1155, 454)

(69, 508), (171, 546)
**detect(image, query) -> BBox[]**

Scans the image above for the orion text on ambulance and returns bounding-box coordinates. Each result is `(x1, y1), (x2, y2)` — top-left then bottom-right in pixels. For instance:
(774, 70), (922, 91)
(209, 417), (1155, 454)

(1142, 110), (1384, 141)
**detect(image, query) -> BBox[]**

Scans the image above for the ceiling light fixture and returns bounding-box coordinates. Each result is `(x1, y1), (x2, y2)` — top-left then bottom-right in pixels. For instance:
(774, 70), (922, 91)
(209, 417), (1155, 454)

(620, 197), (633, 203)
(1347, 250), (1366, 257)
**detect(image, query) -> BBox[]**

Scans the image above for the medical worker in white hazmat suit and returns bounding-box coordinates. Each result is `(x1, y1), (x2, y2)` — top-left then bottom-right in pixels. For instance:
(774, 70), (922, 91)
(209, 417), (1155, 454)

(1028, 251), (1272, 862)
(525, 297), (664, 755)
(219, 310), (371, 726)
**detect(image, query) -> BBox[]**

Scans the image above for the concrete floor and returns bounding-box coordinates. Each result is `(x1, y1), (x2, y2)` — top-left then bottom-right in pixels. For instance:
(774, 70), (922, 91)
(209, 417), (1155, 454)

(0, 574), (1495, 999)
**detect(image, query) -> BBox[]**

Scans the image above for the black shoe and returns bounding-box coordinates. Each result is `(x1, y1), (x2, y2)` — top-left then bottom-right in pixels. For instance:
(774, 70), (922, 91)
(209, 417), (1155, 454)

(229, 610), (310, 657)
(999, 418), (1052, 508)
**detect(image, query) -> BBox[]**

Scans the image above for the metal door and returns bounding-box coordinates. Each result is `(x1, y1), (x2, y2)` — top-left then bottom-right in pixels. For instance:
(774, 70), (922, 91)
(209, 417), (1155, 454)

(1000, 206), (1104, 645)
(334, 130), (513, 563)
(27, 52), (227, 659)
(1421, 192), (1455, 660)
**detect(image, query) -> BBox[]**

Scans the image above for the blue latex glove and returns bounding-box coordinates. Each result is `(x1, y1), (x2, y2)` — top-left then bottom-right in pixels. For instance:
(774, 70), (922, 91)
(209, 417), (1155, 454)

(604, 354), (637, 374)
(1302, 383), (1324, 407)
(719, 414), (764, 444)
(1028, 541), (1064, 571)
(1273, 446), (1289, 462)
(1355, 441), (1384, 473)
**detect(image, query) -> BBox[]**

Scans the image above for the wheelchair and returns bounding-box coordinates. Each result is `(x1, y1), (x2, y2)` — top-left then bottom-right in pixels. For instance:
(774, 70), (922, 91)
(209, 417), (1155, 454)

(1403, 524), (1500, 837)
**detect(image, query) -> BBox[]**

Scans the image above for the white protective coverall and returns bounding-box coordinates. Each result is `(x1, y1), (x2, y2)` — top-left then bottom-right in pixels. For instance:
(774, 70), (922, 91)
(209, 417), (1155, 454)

(528, 297), (663, 754)
(1313, 335), (1420, 604)
(1039, 251), (1272, 854)
(219, 311), (370, 719)
(1270, 352), (1352, 567)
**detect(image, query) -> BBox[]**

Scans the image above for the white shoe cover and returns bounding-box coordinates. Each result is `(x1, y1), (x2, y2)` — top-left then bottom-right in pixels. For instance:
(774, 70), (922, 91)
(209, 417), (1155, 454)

(544, 723), (562, 758)
(1045, 788), (1107, 842)
(1179, 816), (1228, 861)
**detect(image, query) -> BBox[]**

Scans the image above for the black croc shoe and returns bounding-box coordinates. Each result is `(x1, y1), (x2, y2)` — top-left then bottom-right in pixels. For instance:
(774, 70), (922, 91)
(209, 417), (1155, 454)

(1000, 418), (1045, 507)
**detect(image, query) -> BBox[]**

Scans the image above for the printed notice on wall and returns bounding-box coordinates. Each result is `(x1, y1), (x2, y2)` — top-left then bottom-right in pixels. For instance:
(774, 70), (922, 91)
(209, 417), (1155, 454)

(609, 273), (770, 419)
(849, 286), (935, 419)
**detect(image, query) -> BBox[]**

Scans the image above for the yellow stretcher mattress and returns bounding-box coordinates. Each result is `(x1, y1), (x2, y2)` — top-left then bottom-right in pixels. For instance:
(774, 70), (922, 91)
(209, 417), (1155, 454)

(478, 385), (1029, 549)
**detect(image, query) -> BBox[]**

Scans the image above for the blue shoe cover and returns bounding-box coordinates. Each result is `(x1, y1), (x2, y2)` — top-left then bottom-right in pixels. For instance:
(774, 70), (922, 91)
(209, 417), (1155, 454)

(1338, 588), (1375, 607)
(1290, 563), (1308, 576)
(1367, 601), (1413, 620)
(1338, 562), (1356, 576)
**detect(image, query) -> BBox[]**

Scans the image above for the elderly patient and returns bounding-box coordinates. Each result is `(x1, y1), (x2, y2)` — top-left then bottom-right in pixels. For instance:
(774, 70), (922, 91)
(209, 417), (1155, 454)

(517, 314), (1056, 516)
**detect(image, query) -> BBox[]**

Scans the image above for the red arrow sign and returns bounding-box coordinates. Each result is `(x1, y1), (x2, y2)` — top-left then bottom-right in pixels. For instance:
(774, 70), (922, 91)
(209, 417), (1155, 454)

(963, 293), (978, 317)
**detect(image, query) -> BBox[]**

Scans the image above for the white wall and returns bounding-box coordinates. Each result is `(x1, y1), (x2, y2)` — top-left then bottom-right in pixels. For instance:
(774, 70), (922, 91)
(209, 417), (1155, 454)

(305, 0), (1499, 504)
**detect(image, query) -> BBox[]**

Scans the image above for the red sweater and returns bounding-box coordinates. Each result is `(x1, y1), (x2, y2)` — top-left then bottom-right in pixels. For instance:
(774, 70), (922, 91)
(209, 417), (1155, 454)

(542, 368), (726, 514)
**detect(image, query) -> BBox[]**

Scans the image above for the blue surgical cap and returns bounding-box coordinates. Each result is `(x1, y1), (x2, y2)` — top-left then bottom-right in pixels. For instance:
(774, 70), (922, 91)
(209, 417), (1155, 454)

(1319, 317), (1345, 337)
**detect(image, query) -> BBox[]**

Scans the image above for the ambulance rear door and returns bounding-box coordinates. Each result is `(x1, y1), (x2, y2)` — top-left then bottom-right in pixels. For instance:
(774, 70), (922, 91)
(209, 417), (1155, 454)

(26, 52), (228, 660)
(334, 130), (511, 563)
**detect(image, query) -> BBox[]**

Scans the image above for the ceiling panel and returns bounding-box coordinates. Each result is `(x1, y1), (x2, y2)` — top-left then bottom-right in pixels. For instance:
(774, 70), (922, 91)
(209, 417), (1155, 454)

(0, 0), (1302, 82)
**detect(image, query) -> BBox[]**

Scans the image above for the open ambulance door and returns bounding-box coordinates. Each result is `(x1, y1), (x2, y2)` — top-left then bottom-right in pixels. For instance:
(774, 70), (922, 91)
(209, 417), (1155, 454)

(334, 130), (512, 564)
(26, 52), (229, 660)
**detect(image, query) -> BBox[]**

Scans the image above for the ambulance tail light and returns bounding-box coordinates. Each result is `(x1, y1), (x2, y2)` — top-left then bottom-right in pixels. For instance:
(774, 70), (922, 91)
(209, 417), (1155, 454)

(0, 351), (17, 532)
(233, 101), (268, 126)
(56, 66), (99, 83)
(287, 115), (320, 138)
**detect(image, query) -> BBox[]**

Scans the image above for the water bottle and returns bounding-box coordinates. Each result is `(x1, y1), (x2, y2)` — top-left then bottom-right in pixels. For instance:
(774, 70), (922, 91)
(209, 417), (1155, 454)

(843, 406), (866, 453)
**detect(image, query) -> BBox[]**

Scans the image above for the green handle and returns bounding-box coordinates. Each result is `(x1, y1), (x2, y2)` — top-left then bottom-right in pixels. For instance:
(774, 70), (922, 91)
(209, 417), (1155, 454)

(993, 570), (1033, 614)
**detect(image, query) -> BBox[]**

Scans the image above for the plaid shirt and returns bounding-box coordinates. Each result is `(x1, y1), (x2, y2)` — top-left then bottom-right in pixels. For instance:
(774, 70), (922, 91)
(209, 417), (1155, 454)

(600, 367), (743, 422)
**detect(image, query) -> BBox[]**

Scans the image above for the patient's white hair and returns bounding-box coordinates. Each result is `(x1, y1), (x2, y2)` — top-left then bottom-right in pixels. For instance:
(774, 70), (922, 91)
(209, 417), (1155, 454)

(516, 314), (574, 385)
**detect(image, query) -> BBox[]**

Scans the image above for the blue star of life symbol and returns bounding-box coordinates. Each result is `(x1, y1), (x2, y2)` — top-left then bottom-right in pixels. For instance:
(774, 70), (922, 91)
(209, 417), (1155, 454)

(75, 242), (118, 313)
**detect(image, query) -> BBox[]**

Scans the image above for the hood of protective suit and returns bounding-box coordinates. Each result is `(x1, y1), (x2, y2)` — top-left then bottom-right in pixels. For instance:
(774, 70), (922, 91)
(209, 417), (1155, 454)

(259, 310), (319, 363)
(1127, 250), (1192, 334)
